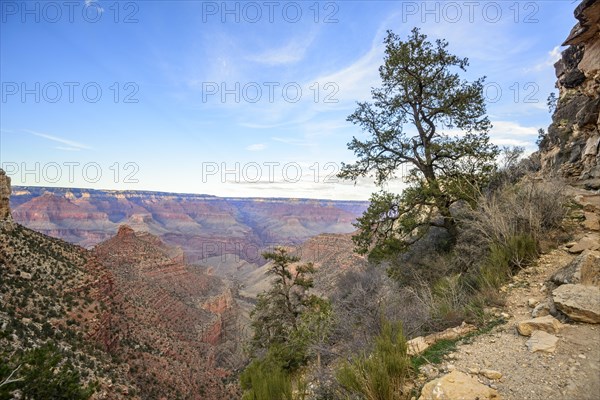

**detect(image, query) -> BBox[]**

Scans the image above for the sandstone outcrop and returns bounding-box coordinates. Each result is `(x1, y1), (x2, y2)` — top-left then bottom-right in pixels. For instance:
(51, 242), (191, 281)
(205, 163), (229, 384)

(566, 234), (600, 253)
(418, 370), (501, 400)
(408, 322), (477, 356)
(552, 283), (600, 323)
(539, 0), (600, 180)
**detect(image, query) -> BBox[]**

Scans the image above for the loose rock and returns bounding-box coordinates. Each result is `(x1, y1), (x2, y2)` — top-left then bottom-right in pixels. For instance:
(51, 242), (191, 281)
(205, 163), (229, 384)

(418, 370), (501, 400)
(481, 369), (503, 380)
(526, 330), (559, 353)
(553, 284), (600, 323)
(517, 315), (562, 336)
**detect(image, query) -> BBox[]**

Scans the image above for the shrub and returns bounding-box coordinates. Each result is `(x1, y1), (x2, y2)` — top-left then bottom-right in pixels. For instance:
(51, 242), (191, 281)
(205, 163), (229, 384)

(466, 180), (567, 248)
(337, 320), (411, 400)
(240, 352), (292, 400)
(0, 344), (96, 400)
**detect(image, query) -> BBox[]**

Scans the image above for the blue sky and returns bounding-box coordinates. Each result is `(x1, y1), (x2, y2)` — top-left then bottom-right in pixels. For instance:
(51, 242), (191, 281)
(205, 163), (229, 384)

(1, 0), (576, 200)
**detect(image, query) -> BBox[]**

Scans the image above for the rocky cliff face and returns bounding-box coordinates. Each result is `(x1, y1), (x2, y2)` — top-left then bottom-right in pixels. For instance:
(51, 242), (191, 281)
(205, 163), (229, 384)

(93, 225), (240, 399)
(540, 0), (600, 181)
(0, 169), (12, 221)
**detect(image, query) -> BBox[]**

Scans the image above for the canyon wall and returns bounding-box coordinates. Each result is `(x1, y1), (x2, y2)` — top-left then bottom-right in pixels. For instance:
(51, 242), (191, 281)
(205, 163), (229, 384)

(10, 186), (368, 266)
(540, 0), (600, 181)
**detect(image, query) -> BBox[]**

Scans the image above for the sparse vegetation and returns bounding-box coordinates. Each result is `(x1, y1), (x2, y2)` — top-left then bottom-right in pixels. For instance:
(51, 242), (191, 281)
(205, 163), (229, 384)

(0, 344), (97, 400)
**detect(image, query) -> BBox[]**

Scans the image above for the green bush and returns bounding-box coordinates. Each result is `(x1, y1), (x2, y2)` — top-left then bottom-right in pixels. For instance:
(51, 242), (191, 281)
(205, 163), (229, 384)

(479, 234), (537, 290)
(337, 320), (411, 400)
(240, 352), (292, 400)
(0, 344), (96, 400)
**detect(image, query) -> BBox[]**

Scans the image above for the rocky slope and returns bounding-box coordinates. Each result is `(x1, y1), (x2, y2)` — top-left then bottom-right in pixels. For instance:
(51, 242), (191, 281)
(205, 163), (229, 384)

(0, 171), (136, 398)
(539, 0), (600, 182)
(1, 171), (242, 399)
(92, 225), (241, 399)
(415, 3), (600, 398)
(0, 170), (11, 221)
(11, 186), (368, 266)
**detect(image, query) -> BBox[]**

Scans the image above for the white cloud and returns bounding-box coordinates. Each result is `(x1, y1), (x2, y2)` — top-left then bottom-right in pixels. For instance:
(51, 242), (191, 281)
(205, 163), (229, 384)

(25, 129), (91, 151)
(489, 120), (540, 151)
(272, 136), (315, 147)
(490, 121), (538, 137)
(246, 143), (266, 151)
(525, 46), (563, 72)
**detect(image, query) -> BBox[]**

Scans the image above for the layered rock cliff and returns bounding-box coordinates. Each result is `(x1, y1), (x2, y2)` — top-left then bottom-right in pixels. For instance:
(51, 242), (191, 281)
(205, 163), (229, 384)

(92, 225), (240, 399)
(10, 186), (368, 267)
(0, 169), (12, 221)
(1, 171), (241, 399)
(540, 0), (600, 181)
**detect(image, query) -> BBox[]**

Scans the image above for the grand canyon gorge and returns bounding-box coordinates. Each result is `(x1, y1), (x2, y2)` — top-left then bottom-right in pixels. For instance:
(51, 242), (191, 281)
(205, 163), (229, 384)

(2, 1), (599, 399)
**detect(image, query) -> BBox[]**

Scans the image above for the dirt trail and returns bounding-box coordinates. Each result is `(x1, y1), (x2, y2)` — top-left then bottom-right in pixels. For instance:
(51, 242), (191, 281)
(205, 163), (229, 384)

(439, 189), (600, 400)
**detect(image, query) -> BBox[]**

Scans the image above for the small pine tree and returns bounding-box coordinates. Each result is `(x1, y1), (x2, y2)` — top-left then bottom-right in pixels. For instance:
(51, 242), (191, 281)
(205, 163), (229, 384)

(242, 248), (332, 398)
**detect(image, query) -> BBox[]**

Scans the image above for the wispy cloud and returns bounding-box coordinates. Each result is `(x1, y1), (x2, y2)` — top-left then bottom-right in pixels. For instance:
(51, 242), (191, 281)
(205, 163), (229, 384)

(246, 31), (317, 66)
(246, 143), (266, 151)
(24, 129), (91, 151)
(490, 121), (539, 137)
(489, 121), (540, 151)
(272, 136), (316, 147)
(84, 0), (104, 13)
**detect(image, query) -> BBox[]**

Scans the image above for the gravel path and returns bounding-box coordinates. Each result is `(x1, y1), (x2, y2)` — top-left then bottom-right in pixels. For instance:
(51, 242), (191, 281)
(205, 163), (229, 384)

(440, 247), (600, 400)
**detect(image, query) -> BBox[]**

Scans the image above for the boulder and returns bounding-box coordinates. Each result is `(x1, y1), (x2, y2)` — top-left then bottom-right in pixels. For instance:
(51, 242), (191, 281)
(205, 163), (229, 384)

(567, 235), (600, 254)
(531, 298), (557, 318)
(551, 250), (600, 287)
(418, 370), (501, 400)
(584, 211), (600, 231)
(553, 284), (600, 323)
(516, 315), (562, 336)
(526, 330), (559, 353)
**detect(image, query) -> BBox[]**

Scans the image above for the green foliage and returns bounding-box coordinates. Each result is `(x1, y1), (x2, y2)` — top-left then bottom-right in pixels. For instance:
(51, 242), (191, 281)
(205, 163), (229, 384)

(0, 344), (96, 400)
(240, 351), (292, 400)
(242, 248), (332, 399)
(339, 27), (498, 260)
(250, 248), (314, 350)
(337, 320), (411, 400)
(479, 234), (537, 290)
(411, 339), (457, 370)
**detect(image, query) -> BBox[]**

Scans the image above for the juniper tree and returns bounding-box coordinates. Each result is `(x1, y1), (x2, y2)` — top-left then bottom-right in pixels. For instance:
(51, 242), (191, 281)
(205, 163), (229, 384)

(340, 28), (498, 260)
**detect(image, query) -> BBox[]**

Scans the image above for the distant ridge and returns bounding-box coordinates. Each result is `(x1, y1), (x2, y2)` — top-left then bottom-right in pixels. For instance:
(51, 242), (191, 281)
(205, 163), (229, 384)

(12, 185), (370, 203)
(11, 185), (368, 266)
